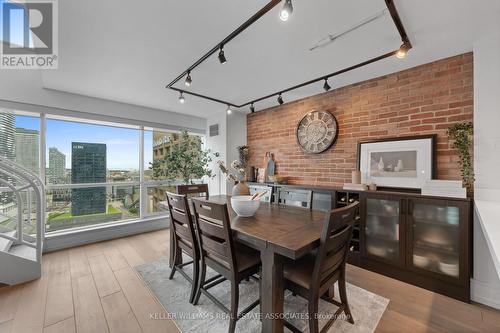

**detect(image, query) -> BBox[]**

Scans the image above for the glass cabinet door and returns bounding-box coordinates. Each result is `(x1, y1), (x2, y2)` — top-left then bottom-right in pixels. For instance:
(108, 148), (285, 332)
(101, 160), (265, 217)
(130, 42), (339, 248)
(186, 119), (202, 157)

(409, 200), (460, 279)
(364, 197), (402, 264)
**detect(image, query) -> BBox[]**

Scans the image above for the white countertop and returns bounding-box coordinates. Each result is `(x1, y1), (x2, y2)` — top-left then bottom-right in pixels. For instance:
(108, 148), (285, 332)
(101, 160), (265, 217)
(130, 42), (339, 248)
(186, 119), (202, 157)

(475, 200), (500, 280)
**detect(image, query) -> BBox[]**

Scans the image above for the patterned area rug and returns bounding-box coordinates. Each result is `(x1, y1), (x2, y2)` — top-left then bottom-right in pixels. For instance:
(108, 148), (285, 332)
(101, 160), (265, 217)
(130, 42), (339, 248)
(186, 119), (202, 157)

(136, 257), (389, 333)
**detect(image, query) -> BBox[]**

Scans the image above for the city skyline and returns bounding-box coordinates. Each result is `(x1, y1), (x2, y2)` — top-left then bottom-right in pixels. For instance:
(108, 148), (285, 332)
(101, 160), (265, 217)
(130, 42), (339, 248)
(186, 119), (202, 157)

(14, 115), (154, 170)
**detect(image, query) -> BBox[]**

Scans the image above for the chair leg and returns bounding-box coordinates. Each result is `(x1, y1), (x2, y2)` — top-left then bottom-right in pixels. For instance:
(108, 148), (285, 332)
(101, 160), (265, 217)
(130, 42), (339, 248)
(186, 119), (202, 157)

(307, 298), (319, 333)
(228, 281), (239, 333)
(339, 269), (354, 324)
(168, 243), (177, 280)
(193, 262), (206, 305)
(189, 258), (199, 304)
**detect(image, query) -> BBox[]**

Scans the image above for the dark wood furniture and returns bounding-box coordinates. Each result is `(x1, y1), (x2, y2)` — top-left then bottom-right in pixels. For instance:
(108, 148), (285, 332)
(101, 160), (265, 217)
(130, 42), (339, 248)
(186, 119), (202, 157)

(191, 198), (261, 333)
(276, 187), (313, 209)
(165, 192), (199, 303)
(169, 184), (209, 269)
(201, 195), (326, 333)
(176, 183), (209, 199)
(283, 202), (359, 333)
(249, 184), (273, 202)
(247, 182), (472, 302)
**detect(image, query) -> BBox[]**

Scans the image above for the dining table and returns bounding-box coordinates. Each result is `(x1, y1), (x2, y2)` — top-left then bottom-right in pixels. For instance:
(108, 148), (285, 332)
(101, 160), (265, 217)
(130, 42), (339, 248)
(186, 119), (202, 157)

(188, 195), (328, 333)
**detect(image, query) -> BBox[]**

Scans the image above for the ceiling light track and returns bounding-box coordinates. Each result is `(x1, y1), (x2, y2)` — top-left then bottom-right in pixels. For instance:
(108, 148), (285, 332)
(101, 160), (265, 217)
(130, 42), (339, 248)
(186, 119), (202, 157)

(166, 0), (411, 112)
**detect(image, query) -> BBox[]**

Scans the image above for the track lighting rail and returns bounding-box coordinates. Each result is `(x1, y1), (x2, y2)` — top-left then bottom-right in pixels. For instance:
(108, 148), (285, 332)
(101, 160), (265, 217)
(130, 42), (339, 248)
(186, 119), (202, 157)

(166, 0), (411, 112)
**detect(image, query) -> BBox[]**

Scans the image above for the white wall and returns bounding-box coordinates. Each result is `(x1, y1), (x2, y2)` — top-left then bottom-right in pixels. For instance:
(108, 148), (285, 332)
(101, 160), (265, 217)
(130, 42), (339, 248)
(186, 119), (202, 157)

(205, 113), (227, 195)
(226, 112), (248, 194)
(0, 69), (206, 132)
(471, 27), (500, 308)
(204, 111), (247, 196)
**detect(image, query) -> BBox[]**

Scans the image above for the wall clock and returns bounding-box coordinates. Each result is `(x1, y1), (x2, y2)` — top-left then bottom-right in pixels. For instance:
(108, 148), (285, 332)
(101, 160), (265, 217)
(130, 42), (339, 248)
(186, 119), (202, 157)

(296, 110), (339, 154)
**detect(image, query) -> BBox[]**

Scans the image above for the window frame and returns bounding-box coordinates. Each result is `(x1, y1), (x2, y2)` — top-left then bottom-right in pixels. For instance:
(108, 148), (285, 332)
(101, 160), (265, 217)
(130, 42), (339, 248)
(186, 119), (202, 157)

(1, 109), (200, 235)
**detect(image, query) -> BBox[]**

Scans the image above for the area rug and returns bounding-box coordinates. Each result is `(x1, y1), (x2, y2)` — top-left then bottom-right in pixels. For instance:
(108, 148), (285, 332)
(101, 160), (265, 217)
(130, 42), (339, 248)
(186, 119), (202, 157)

(136, 257), (389, 333)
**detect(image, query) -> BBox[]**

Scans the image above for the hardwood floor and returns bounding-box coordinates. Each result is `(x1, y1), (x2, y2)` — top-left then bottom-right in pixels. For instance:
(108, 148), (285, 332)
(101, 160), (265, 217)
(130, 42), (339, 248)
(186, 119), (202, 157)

(0, 229), (499, 332)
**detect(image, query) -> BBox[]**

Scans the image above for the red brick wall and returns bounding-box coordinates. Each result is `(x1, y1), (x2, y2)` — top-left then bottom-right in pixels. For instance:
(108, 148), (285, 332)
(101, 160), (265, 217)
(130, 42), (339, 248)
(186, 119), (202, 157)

(247, 53), (473, 186)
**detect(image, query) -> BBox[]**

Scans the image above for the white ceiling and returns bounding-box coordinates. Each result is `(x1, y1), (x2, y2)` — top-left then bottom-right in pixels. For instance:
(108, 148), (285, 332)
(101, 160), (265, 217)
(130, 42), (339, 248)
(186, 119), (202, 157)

(41, 0), (500, 118)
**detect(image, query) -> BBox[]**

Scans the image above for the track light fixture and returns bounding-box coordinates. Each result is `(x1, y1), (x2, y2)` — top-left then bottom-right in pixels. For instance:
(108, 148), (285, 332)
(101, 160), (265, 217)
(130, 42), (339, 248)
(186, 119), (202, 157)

(250, 103), (255, 113)
(179, 92), (185, 104)
(218, 45), (227, 64)
(277, 94), (284, 105)
(185, 71), (192, 86)
(279, 0), (293, 21)
(226, 105), (232, 114)
(396, 42), (411, 59)
(323, 78), (331, 92)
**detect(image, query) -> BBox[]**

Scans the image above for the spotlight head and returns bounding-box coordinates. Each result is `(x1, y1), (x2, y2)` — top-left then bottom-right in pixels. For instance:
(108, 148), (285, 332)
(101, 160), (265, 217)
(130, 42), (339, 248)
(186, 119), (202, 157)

(185, 71), (192, 87)
(323, 78), (331, 92)
(179, 92), (185, 104)
(277, 94), (284, 105)
(396, 42), (411, 59)
(279, 0), (293, 21)
(218, 45), (227, 64)
(250, 103), (255, 113)
(226, 105), (232, 114)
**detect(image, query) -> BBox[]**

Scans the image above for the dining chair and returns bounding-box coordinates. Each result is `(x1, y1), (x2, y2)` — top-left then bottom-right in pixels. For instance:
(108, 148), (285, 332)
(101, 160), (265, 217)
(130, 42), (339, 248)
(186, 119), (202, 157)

(191, 198), (261, 333)
(176, 183), (209, 199)
(277, 187), (313, 209)
(249, 184), (273, 202)
(165, 192), (199, 304)
(282, 202), (359, 333)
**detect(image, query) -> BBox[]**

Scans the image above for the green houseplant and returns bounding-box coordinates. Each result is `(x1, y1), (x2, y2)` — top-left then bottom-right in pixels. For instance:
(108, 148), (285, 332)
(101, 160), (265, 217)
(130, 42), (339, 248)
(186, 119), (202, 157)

(447, 122), (474, 193)
(150, 130), (214, 184)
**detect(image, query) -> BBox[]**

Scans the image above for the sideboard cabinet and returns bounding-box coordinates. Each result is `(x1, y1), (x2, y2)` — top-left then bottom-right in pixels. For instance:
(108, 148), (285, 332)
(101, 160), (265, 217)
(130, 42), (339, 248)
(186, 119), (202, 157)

(359, 192), (471, 302)
(246, 182), (472, 302)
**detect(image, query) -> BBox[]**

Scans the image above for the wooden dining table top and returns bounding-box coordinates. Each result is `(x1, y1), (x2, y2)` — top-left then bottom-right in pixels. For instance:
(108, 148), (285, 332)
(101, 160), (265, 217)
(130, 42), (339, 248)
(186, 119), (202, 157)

(201, 195), (327, 260)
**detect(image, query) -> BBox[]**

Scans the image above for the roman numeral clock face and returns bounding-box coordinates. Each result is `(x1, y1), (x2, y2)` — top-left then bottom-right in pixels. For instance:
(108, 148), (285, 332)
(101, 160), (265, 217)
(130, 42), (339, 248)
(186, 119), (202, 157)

(296, 111), (339, 154)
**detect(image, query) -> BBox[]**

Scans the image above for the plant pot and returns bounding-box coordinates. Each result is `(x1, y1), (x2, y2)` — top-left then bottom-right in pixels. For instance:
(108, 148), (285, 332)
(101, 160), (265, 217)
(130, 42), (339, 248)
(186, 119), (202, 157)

(232, 182), (250, 196)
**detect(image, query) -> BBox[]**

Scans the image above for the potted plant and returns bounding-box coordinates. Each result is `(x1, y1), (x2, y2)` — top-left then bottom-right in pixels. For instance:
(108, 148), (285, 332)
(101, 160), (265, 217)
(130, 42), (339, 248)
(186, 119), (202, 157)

(150, 130), (214, 184)
(447, 122), (474, 196)
(218, 160), (250, 196)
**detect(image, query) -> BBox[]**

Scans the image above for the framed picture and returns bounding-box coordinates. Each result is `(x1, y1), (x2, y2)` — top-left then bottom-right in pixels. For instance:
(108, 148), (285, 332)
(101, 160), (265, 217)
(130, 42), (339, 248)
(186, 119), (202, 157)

(357, 135), (436, 190)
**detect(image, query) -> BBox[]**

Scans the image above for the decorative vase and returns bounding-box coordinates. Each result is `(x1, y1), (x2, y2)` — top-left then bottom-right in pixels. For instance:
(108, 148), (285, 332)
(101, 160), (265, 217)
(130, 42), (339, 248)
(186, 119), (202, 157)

(232, 181), (250, 196)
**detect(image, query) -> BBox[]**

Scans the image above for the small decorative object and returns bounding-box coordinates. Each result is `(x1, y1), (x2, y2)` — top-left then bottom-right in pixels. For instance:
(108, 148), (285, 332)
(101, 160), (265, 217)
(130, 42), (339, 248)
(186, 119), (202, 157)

(395, 159), (404, 172)
(217, 160), (250, 196)
(368, 183), (377, 191)
(268, 175), (286, 184)
(447, 122), (474, 195)
(351, 170), (361, 184)
(296, 110), (339, 154)
(257, 168), (266, 183)
(358, 135), (436, 189)
(237, 145), (250, 168)
(230, 195), (260, 217)
(267, 152), (275, 181)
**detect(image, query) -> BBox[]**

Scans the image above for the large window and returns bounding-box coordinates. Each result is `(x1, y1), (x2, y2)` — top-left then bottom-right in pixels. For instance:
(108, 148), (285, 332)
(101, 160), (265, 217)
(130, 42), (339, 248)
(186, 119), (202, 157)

(1, 109), (197, 234)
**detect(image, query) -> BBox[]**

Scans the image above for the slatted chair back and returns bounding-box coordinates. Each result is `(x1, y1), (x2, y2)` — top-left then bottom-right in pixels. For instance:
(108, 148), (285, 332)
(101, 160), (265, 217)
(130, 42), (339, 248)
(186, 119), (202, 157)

(249, 184), (273, 203)
(165, 192), (198, 256)
(312, 202), (359, 294)
(277, 188), (313, 209)
(176, 184), (209, 199)
(191, 198), (237, 276)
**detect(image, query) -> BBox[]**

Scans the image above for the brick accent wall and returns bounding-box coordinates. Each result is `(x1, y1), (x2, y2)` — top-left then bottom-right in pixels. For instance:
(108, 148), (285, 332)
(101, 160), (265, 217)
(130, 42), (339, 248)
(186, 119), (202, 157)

(247, 53), (473, 186)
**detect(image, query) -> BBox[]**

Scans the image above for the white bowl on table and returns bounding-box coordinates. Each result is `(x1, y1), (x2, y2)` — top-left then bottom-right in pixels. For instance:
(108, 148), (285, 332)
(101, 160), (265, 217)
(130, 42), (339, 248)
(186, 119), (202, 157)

(231, 196), (260, 217)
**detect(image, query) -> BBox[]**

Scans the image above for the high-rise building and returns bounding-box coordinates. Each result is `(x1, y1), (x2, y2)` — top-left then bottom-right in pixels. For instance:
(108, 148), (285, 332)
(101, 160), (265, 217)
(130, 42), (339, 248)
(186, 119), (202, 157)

(0, 113), (16, 209)
(14, 128), (39, 174)
(48, 148), (66, 183)
(48, 148), (70, 202)
(71, 142), (107, 216)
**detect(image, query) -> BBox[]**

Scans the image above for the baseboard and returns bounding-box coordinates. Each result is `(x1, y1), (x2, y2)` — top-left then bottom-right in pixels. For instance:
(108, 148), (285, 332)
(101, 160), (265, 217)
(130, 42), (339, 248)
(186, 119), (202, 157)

(471, 278), (500, 309)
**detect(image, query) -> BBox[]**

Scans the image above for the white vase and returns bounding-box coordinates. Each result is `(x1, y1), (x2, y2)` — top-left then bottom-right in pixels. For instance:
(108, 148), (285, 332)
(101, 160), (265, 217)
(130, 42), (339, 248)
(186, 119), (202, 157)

(378, 157), (385, 172)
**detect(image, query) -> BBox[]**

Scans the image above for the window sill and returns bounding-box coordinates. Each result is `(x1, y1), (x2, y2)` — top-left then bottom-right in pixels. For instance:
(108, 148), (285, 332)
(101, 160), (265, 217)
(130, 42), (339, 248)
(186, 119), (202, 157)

(43, 214), (170, 253)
